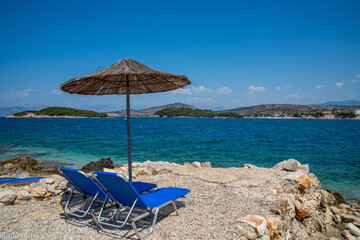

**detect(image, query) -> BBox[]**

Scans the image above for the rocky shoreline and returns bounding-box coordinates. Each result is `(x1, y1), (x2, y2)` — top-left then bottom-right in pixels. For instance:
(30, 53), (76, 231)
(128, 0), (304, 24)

(1, 156), (360, 239)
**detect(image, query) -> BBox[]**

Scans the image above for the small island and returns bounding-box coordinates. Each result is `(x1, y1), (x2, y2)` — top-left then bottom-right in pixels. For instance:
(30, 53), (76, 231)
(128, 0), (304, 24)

(154, 107), (243, 118)
(8, 107), (108, 118)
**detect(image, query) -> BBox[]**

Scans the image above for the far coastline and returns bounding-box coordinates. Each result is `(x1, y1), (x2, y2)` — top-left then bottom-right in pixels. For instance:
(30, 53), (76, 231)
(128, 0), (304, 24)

(5, 103), (360, 120)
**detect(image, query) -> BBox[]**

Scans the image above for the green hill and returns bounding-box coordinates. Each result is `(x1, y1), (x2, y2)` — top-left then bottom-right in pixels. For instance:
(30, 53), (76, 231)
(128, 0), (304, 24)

(13, 107), (108, 118)
(155, 107), (243, 118)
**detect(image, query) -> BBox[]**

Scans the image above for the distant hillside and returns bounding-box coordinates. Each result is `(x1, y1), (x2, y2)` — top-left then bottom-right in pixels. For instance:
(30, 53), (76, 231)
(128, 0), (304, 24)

(320, 100), (360, 106)
(107, 103), (195, 117)
(155, 107), (243, 118)
(9, 107), (108, 118)
(219, 104), (360, 115)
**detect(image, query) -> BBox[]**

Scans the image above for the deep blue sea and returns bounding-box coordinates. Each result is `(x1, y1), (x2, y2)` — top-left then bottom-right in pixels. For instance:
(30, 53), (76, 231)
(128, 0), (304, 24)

(0, 117), (359, 199)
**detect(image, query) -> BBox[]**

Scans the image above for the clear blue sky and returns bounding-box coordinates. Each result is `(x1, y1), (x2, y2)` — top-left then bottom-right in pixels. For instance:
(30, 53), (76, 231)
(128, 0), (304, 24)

(0, 0), (359, 110)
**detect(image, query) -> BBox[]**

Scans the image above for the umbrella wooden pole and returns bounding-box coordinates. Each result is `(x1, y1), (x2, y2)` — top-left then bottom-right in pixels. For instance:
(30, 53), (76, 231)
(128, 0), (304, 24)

(126, 77), (132, 182)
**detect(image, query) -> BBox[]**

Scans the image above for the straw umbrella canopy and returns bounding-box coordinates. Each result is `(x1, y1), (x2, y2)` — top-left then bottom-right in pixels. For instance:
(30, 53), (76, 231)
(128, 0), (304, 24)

(61, 59), (191, 181)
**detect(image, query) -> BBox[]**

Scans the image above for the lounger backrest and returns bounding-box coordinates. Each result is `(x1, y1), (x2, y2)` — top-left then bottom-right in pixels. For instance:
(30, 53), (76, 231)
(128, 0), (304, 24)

(92, 171), (147, 209)
(59, 167), (106, 198)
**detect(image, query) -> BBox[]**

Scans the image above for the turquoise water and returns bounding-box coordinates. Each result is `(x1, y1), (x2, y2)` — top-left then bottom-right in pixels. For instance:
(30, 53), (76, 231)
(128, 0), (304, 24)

(0, 117), (359, 199)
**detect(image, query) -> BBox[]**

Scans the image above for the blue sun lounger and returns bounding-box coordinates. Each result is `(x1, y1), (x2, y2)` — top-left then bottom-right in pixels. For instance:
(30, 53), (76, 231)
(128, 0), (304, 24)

(92, 171), (190, 239)
(0, 177), (45, 185)
(59, 167), (157, 218)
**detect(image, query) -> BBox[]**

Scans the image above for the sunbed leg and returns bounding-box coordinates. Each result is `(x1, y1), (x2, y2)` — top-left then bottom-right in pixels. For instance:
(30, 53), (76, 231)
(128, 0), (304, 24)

(85, 192), (99, 215)
(131, 208), (159, 239)
(171, 200), (180, 215)
(131, 221), (141, 239)
(177, 193), (190, 215)
(112, 203), (121, 222)
(61, 202), (70, 219)
(63, 189), (100, 218)
(63, 187), (75, 218)
(82, 195), (89, 210)
(97, 196), (108, 224)
(90, 209), (103, 232)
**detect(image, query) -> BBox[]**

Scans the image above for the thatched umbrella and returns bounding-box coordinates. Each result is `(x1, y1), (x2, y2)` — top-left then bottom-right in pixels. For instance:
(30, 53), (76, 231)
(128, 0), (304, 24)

(61, 59), (191, 181)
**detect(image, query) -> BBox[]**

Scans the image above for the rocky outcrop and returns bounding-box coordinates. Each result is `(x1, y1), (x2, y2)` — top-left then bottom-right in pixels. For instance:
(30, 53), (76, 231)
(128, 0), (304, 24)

(273, 158), (309, 175)
(0, 156), (44, 175)
(80, 157), (115, 172)
(264, 160), (360, 240)
(0, 156), (64, 176)
(334, 191), (348, 205)
(233, 159), (360, 239)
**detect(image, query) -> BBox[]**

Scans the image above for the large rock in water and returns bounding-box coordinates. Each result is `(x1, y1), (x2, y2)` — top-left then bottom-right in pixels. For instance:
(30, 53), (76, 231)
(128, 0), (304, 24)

(273, 158), (310, 174)
(333, 192), (347, 205)
(0, 156), (44, 175)
(81, 157), (115, 172)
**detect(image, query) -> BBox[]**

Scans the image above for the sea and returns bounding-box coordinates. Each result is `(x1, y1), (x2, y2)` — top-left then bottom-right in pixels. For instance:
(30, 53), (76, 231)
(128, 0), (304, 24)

(0, 117), (359, 200)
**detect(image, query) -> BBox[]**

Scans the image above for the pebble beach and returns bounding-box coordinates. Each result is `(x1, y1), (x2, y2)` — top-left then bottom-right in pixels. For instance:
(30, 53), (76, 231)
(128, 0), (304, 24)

(1, 158), (360, 239)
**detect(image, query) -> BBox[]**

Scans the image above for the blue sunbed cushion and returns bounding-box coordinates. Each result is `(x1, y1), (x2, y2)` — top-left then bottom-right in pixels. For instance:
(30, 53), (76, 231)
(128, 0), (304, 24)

(0, 177), (45, 185)
(93, 171), (189, 210)
(132, 182), (157, 193)
(59, 167), (106, 198)
(139, 187), (190, 210)
(92, 171), (157, 208)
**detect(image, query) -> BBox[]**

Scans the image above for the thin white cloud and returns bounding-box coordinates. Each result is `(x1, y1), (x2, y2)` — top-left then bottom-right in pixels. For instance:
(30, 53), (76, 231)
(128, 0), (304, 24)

(314, 85), (324, 89)
(191, 86), (213, 94)
(286, 94), (299, 98)
(276, 85), (290, 90)
(171, 88), (192, 95)
(51, 89), (63, 95)
(356, 74), (360, 78)
(335, 82), (344, 88)
(247, 85), (266, 94)
(217, 87), (232, 95)
(351, 79), (358, 83)
(2, 89), (36, 99)
(188, 97), (214, 102)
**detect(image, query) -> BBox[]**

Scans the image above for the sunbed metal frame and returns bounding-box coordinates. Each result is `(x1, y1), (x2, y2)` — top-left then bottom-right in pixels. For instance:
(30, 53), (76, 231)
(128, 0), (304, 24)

(92, 172), (190, 239)
(59, 168), (107, 219)
(63, 185), (104, 218)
